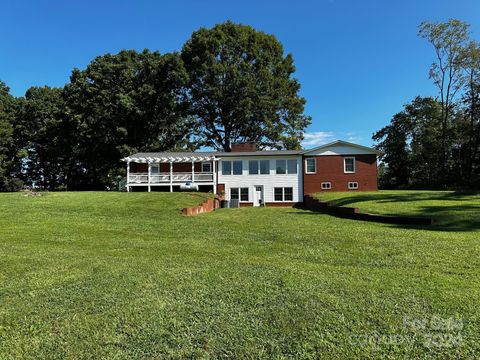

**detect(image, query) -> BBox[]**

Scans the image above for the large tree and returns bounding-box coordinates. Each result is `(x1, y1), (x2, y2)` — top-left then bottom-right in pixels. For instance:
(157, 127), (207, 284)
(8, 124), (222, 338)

(373, 97), (444, 188)
(64, 49), (191, 189)
(0, 81), (20, 191)
(14, 86), (67, 190)
(457, 41), (480, 184)
(181, 21), (311, 151)
(418, 19), (470, 174)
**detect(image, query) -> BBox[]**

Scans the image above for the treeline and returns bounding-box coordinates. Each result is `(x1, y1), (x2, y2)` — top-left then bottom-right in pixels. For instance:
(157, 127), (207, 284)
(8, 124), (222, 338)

(375, 19), (480, 189)
(0, 21), (310, 191)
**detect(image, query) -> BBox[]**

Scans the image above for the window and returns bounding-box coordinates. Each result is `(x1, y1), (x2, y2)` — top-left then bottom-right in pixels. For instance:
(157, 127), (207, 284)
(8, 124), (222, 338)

(274, 187), (294, 201)
(305, 158), (316, 174)
(276, 159), (297, 174)
(230, 187), (239, 200)
(321, 182), (331, 190)
(201, 162), (212, 173)
(249, 160), (270, 175)
(287, 159), (297, 174)
(344, 157), (355, 173)
(260, 160), (269, 174)
(249, 160), (259, 175)
(284, 187), (293, 201)
(231, 187), (249, 201)
(348, 182), (358, 189)
(150, 164), (160, 174)
(274, 187), (283, 201)
(222, 161), (232, 175)
(240, 188), (249, 201)
(232, 160), (243, 175)
(276, 160), (286, 174)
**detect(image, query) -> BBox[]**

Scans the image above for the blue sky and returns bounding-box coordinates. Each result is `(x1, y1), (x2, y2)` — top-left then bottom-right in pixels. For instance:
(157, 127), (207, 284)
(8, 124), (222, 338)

(1, 0), (479, 147)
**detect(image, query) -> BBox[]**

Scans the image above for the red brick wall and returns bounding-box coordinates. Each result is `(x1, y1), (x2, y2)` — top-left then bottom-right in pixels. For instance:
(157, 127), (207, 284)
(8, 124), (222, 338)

(303, 154), (378, 194)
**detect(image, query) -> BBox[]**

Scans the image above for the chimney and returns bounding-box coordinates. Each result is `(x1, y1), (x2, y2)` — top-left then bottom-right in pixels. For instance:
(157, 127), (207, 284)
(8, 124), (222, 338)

(231, 142), (257, 152)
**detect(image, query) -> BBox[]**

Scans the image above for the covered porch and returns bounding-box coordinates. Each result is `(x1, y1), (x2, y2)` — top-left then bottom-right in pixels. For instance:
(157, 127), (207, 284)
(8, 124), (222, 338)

(123, 154), (219, 193)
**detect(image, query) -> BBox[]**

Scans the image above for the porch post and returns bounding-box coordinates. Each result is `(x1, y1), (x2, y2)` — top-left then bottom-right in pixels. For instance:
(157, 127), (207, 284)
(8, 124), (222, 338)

(191, 160), (195, 183)
(147, 161), (151, 192)
(169, 161), (173, 192)
(212, 159), (217, 194)
(126, 160), (130, 192)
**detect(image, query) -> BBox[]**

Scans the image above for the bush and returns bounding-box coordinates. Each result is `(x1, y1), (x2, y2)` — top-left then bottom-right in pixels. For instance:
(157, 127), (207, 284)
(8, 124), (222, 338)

(1, 177), (24, 192)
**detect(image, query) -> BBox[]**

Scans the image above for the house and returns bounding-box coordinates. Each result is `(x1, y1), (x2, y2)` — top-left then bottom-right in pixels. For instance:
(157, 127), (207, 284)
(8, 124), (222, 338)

(122, 140), (382, 206)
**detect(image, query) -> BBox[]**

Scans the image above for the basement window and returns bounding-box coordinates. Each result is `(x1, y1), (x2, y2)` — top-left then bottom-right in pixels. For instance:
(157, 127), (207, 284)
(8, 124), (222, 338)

(321, 182), (331, 190)
(348, 182), (358, 190)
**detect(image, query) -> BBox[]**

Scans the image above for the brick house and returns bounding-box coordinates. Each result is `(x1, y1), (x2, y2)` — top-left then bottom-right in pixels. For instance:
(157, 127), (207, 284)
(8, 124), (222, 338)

(122, 140), (382, 206)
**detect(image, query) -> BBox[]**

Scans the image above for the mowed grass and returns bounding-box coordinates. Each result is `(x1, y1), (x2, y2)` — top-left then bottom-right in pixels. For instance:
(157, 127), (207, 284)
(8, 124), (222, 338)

(316, 190), (480, 230)
(0, 191), (479, 358)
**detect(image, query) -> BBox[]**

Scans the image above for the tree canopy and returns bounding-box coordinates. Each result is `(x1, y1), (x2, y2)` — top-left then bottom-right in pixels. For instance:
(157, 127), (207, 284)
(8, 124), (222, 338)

(0, 81), (19, 191)
(0, 22), (311, 191)
(374, 19), (480, 189)
(63, 49), (191, 189)
(181, 21), (311, 151)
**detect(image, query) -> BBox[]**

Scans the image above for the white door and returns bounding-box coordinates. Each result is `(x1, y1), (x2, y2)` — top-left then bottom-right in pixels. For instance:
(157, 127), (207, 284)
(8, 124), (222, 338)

(254, 186), (263, 207)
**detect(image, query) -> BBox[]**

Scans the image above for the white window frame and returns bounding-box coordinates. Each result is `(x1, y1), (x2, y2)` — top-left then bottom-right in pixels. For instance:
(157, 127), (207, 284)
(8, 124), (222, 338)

(344, 157), (356, 173)
(201, 162), (212, 173)
(259, 159), (270, 175)
(232, 160), (243, 175)
(222, 160), (232, 175)
(273, 187), (294, 202)
(231, 187), (249, 202)
(248, 160), (259, 175)
(305, 158), (316, 174)
(276, 159), (297, 175)
(348, 181), (358, 190)
(321, 182), (331, 189)
(151, 163), (160, 174)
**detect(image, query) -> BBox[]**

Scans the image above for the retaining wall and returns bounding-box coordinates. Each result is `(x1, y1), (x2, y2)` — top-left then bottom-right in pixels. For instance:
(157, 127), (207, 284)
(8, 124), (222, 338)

(303, 195), (433, 225)
(181, 196), (221, 216)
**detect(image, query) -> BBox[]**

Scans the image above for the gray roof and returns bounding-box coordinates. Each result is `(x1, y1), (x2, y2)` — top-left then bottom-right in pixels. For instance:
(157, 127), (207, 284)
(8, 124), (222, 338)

(122, 140), (382, 162)
(123, 149), (302, 162)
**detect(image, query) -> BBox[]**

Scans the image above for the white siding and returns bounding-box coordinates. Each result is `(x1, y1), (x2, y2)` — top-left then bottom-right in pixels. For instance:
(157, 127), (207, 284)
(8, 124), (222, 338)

(218, 155), (303, 203)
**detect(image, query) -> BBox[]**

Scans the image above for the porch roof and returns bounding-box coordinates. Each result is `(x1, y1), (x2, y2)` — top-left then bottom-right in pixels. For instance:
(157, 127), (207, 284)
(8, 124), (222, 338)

(122, 152), (218, 163)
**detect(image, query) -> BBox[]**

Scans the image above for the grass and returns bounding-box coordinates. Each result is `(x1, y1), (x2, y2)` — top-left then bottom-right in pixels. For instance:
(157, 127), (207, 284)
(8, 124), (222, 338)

(316, 190), (480, 231)
(0, 191), (479, 358)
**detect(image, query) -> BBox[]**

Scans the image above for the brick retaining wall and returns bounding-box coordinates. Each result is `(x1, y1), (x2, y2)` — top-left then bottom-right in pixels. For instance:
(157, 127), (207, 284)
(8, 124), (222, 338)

(303, 195), (433, 225)
(181, 196), (221, 216)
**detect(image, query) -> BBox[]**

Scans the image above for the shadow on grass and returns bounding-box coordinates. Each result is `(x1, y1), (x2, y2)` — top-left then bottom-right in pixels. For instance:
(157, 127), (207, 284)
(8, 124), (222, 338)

(305, 191), (480, 232)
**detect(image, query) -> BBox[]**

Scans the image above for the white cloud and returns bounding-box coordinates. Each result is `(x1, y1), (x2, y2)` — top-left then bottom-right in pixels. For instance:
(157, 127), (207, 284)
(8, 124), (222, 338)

(301, 131), (335, 147)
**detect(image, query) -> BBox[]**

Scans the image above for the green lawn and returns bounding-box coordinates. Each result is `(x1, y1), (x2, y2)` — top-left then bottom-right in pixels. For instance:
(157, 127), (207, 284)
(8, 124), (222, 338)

(0, 191), (479, 358)
(316, 190), (480, 230)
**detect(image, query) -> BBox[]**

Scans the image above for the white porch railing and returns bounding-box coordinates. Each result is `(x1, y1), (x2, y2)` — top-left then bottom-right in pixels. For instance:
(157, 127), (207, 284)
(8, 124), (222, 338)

(128, 172), (214, 184)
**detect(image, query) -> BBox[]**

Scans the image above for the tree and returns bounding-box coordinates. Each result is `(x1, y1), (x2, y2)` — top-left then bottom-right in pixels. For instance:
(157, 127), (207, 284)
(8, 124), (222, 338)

(181, 21), (311, 151)
(64, 49), (191, 189)
(373, 97), (444, 188)
(0, 81), (21, 191)
(418, 19), (470, 175)
(14, 86), (67, 189)
(373, 112), (413, 188)
(458, 41), (480, 184)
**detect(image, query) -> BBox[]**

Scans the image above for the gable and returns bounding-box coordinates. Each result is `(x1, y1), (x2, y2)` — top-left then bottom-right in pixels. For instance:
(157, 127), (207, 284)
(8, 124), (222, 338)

(302, 140), (382, 156)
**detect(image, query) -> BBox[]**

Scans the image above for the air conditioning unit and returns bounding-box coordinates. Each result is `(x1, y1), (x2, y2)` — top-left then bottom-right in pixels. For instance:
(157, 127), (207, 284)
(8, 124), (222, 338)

(229, 199), (240, 208)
